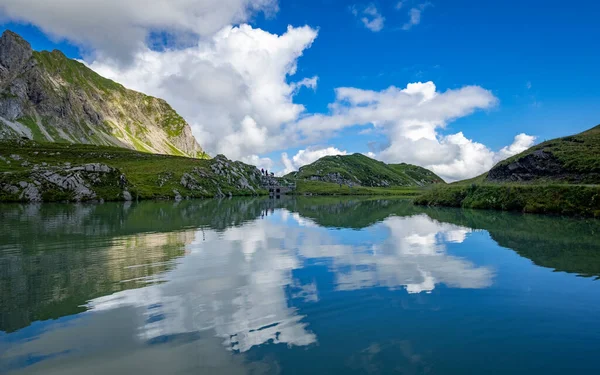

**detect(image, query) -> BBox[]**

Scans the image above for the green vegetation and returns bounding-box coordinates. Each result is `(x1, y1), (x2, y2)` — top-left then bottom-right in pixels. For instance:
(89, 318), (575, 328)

(491, 124), (600, 183)
(415, 184), (600, 217)
(17, 116), (45, 141)
(415, 124), (600, 217)
(285, 153), (444, 194)
(161, 106), (188, 138)
(0, 140), (265, 202)
(33, 50), (125, 94)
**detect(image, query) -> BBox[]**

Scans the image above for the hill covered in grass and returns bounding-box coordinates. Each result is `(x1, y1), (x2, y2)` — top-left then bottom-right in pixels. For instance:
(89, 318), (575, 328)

(486, 124), (600, 184)
(0, 139), (264, 202)
(285, 153), (444, 188)
(415, 124), (600, 217)
(0, 30), (206, 158)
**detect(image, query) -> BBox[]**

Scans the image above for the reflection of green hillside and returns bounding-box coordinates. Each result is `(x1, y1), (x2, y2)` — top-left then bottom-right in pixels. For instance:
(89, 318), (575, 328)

(0, 198), (270, 252)
(422, 208), (600, 278)
(0, 229), (193, 333)
(280, 197), (421, 229)
(281, 197), (600, 278)
(3, 197), (600, 334)
(0, 199), (272, 333)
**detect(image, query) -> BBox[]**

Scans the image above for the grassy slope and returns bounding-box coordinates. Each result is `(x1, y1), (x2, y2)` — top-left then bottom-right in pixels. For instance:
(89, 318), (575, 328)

(415, 124), (600, 217)
(0, 140), (264, 201)
(492, 124), (600, 181)
(285, 153), (444, 194)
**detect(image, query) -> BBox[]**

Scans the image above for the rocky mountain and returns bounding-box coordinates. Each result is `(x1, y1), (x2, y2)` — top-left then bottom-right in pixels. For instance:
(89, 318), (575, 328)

(0, 139), (263, 202)
(0, 30), (206, 158)
(486, 124), (600, 184)
(285, 153), (444, 187)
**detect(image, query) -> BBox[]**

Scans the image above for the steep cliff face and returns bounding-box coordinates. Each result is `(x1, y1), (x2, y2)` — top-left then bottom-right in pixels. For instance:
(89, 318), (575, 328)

(0, 30), (207, 159)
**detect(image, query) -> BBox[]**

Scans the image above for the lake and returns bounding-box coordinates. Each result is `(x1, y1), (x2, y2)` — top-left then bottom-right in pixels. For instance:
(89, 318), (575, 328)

(1, 197), (600, 374)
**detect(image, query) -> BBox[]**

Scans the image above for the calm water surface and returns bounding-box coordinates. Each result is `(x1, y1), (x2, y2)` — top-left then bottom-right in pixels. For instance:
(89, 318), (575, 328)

(1, 197), (600, 374)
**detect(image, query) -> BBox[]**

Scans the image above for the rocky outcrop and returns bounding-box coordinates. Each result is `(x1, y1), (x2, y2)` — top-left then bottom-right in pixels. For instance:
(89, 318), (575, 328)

(1, 162), (122, 202)
(486, 150), (566, 182)
(0, 30), (206, 159)
(486, 148), (600, 184)
(309, 172), (361, 186)
(209, 155), (263, 192)
(0, 140), (266, 203)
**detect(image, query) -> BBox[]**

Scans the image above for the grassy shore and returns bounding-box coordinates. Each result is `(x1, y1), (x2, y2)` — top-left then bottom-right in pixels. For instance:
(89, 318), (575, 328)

(414, 183), (600, 217)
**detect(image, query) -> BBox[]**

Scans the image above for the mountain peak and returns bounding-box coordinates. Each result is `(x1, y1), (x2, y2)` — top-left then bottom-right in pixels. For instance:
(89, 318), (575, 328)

(0, 30), (206, 159)
(0, 30), (32, 71)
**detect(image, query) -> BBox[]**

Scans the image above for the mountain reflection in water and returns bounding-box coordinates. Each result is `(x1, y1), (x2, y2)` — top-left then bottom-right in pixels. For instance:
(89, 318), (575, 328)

(1, 197), (600, 374)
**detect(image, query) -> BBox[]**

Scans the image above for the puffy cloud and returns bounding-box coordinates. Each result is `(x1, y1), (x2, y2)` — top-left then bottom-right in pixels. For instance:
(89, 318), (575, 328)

(280, 146), (348, 175)
(495, 133), (536, 162)
(0, 0), (278, 63)
(295, 81), (535, 181)
(89, 24), (318, 160)
(240, 154), (274, 170)
(352, 4), (385, 32)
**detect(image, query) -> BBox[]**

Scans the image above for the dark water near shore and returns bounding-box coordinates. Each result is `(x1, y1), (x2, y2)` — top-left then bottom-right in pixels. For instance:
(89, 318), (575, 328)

(1, 197), (600, 374)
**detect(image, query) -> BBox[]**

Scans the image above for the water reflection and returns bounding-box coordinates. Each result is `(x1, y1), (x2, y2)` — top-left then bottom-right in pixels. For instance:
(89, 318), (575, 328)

(2, 198), (600, 374)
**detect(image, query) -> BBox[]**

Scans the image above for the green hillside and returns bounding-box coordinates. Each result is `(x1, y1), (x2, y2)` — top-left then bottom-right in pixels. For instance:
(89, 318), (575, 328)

(0, 139), (264, 202)
(285, 153), (444, 188)
(415, 124), (600, 217)
(486, 124), (600, 184)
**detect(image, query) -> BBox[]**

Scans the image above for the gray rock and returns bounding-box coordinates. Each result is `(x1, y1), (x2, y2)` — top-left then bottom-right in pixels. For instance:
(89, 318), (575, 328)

(0, 98), (23, 120)
(68, 163), (113, 173)
(486, 150), (573, 182)
(40, 170), (96, 201)
(0, 30), (33, 71)
(2, 184), (19, 195)
(173, 189), (183, 201)
(19, 182), (41, 202)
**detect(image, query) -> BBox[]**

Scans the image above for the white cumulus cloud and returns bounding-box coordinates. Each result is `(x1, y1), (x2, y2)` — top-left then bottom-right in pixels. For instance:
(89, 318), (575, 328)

(240, 154), (274, 170)
(495, 133), (536, 162)
(281, 147), (348, 175)
(0, 0), (278, 63)
(89, 24), (318, 160)
(295, 81), (535, 182)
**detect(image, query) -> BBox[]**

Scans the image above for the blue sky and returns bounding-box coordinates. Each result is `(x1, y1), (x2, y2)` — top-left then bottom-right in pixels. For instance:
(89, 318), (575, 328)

(1, 0), (598, 180)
